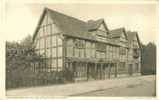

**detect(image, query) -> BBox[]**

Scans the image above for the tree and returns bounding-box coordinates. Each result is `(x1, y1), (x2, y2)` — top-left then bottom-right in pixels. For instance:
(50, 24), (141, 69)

(6, 35), (42, 89)
(141, 42), (156, 75)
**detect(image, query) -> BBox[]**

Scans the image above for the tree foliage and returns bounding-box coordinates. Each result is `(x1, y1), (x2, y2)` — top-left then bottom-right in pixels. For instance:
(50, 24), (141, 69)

(6, 35), (64, 89)
(141, 42), (156, 75)
(6, 35), (42, 89)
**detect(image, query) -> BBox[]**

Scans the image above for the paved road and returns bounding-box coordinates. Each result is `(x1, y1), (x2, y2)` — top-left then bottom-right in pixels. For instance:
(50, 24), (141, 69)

(75, 75), (156, 96)
(7, 75), (155, 97)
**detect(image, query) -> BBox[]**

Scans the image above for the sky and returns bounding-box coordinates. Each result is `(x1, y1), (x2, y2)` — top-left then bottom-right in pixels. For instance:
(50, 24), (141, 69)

(4, 3), (157, 44)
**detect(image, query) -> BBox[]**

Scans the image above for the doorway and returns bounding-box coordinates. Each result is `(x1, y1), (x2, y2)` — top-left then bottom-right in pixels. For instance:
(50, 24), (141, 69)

(128, 64), (133, 76)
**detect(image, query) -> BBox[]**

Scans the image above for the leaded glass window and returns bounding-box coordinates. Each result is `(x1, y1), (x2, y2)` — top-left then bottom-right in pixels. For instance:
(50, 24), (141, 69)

(58, 59), (62, 67)
(57, 37), (62, 46)
(66, 47), (73, 57)
(51, 59), (56, 68)
(52, 48), (56, 57)
(52, 36), (56, 47)
(57, 47), (62, 57)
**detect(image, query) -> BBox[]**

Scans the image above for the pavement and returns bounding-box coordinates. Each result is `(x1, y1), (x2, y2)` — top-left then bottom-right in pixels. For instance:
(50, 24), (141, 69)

(75, 76), (156, 96)
(6, 75), (155, 97)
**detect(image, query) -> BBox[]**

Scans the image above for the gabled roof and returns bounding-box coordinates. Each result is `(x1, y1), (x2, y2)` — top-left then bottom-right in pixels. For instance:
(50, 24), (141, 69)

(108, 27), (127, 39)
(33, 8), (142, 48)
(126, 31), (141, 48)
(33, 8), (88, 41)
(87, 19), (108, 31)
(47, 8), (89, 36)
(127, 31), (136, 42)
(33, 8), (109, 41)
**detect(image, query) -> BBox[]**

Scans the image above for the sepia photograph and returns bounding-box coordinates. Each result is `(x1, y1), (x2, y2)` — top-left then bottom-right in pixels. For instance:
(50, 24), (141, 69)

(5, 2), (157, 97)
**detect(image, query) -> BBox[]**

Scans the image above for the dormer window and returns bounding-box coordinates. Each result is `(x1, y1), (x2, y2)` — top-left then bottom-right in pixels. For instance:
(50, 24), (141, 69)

(133, 48), (140, 58)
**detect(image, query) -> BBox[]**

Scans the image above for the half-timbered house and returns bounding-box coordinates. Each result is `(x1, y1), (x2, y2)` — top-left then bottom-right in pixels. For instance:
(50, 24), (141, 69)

(33, 8), (141, 82)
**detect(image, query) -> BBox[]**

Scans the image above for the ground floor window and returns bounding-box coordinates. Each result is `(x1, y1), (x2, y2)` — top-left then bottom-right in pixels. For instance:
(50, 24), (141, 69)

(73, 63), (87, 78)
(119, 62), (126, 71)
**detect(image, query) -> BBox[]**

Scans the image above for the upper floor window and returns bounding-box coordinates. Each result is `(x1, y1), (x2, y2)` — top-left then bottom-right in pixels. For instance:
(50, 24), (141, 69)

(96, 43), (106, 52)
(66, 38), (76, 57)
(133, 48), (140, 58)
(119, 47), (126, 55)
(74, 39), (85, 49)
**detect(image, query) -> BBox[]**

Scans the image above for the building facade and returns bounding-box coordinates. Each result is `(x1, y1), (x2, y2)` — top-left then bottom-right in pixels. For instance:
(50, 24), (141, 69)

(33, 8), (141, 81)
